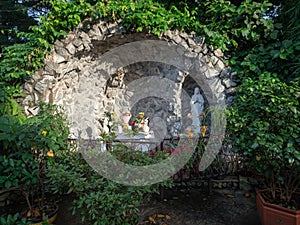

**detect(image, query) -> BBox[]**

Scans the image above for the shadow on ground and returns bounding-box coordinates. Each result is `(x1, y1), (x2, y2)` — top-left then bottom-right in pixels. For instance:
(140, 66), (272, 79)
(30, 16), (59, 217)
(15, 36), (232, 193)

(55, 188), (261, 225)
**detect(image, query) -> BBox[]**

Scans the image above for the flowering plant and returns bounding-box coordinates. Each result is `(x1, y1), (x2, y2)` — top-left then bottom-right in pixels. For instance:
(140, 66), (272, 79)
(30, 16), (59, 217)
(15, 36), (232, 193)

(129, 112), (149, 132)
(0, 102), (70, 222)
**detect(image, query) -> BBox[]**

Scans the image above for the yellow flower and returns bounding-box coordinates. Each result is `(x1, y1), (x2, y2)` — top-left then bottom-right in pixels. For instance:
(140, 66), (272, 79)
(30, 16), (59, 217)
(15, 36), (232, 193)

(139, 112), (144, 119)
(47, 150), (54, 157)
(41, 130), (47, 136)
(186, 127), (194, 138)
(201, 126), (207, 137)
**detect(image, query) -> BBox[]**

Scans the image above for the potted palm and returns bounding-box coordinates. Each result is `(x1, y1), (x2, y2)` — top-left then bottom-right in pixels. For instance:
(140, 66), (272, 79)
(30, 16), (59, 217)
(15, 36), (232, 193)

(0, 103), (69, 224)
(226, 73), (300, 225)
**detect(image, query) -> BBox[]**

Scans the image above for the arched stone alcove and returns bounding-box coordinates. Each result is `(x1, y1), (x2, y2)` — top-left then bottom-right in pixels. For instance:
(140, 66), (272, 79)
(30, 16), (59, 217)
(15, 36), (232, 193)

(21, 20), (237, 139)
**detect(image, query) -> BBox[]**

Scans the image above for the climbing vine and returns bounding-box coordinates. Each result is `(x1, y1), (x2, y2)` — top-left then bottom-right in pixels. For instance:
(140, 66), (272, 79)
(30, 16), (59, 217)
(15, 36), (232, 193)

(0, 0), (277, 92)
(0, 0), (298, 114)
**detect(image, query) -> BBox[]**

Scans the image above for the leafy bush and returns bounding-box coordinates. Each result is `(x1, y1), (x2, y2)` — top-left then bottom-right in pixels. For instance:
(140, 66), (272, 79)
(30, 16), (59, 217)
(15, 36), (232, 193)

(0, 214), (27, 225)
(0, 103), (70, 222)
(0, 102), (69, 155)
(47, 143), (173, 225)
(226, 73), (300, 207)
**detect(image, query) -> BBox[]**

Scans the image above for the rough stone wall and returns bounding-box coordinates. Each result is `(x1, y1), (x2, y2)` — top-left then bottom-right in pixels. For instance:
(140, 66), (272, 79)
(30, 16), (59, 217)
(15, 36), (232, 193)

(21, 20), (237, 139)
(124, 62), (188, 139)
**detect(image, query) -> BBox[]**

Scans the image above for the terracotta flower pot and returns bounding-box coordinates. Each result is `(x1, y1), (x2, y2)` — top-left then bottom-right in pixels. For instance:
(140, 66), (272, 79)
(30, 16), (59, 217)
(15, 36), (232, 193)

(256, 189), (300, 225)
(20, 203), (59, 225)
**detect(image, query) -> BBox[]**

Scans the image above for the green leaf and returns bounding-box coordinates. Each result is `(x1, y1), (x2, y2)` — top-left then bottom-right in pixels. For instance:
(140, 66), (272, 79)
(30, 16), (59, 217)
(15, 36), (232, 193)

(4, 180), (12, 189)
(251, 142), (259, 149)
(293, 151), (300, 161)
(241, 28), (250, 38)
(289, 106), (297, 114)
(279, 53), (287, 59)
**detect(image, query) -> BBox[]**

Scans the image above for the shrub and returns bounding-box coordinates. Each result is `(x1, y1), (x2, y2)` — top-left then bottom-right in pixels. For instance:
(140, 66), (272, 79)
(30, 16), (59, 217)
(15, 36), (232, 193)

(0, 103), (70, 221)
(226, 73), (300, 208)
(47, 144), (173, 225)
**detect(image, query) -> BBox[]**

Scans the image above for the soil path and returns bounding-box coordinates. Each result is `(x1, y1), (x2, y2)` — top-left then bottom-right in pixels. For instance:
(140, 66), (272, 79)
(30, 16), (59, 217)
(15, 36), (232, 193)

(55, 188), (261, 225)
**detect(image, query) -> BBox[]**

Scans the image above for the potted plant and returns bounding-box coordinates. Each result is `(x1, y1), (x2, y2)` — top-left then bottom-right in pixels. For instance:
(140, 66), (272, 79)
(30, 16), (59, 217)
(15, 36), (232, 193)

(226, 73), (300, 225)
(0, 103), (69, 224)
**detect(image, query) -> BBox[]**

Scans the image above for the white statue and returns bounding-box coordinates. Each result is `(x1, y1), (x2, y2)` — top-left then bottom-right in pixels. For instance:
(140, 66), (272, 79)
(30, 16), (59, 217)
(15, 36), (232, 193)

(190, 87), (204, 133)
(142, 117), (150, 134)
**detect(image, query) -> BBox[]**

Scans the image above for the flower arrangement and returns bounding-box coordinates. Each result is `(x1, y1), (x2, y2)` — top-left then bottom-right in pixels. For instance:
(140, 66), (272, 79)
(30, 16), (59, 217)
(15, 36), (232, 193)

(102, 111), (150, 136)
(130, 112), (149, 132)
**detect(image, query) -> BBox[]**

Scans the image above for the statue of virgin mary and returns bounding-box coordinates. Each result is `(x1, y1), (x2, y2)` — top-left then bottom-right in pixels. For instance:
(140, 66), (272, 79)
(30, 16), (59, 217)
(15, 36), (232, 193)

(190, 87), (204, 133)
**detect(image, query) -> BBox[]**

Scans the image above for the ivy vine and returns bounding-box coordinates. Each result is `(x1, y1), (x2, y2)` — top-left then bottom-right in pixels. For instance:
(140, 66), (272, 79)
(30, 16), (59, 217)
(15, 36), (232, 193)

(0, 0), (298, 116)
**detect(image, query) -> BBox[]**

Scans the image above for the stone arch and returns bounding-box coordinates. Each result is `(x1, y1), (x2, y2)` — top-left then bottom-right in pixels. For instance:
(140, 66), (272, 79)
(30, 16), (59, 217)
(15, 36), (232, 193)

(21, 20), (237, 138)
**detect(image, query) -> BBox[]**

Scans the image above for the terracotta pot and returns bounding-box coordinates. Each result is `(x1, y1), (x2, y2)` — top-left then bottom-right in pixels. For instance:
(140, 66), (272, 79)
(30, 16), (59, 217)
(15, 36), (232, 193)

(21, 203), (59, 225)
(256, 189), (300, 225)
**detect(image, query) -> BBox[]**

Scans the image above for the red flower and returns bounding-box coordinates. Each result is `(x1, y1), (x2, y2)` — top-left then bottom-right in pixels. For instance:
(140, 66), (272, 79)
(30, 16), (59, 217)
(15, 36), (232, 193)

(149, 150), (156, 158)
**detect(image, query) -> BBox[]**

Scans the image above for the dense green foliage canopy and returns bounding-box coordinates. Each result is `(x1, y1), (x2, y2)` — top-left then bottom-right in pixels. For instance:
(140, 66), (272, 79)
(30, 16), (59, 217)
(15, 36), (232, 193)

(0, 0), (51, 48)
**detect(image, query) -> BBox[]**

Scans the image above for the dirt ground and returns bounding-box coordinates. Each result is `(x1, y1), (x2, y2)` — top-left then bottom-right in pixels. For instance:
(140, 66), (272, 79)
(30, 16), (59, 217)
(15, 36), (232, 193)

(54, 188), (261, 225)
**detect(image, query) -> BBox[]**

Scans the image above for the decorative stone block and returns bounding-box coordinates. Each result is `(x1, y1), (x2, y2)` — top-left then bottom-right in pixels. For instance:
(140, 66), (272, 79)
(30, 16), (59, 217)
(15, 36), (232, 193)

(204, 69), (219, 79)
(108, 23), (119, 34)
(173, 35), (183, 44)
(66, 43), (76, 55)
(98, 22), (108, 35)
(202, 43), (208, 54)
(215, 59), (226, 72)
(222, 78), (232, 89)
(187, 38), (197, 48)
(79, 31), (91, 43)
(214, 49), (224, 57)
(22, 95), (33, 105)
(55, 47), (70, 59)
(220, 67), (231, 79)
(27, 106), (39, 116)
(225, 87), (237, 95)
(210, 55), (219, 66)
(73, 39), (83, 48)
(64, 33), (76, 44)
(54, 40), (64, 48)
(51, 52), (66, 64)
(193, 46), (202, 53)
